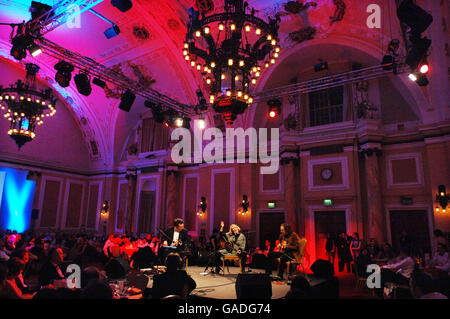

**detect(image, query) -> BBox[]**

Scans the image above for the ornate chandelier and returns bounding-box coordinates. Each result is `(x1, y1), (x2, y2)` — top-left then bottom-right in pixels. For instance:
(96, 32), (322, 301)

(0, 63), (57, 149)
(184, 0), (281, 125)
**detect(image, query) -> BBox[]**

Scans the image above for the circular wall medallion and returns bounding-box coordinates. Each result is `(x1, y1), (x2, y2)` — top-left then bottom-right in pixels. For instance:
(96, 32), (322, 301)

(321, 168), (333, 180)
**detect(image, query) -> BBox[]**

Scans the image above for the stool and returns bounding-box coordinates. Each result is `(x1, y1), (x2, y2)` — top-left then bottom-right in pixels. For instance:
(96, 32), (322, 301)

(222, 255), (243, 275)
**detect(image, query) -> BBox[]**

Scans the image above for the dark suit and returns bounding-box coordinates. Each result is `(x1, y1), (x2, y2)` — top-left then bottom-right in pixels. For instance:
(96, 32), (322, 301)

(164, 227), (190, 250)
(160, 227), (191, 265)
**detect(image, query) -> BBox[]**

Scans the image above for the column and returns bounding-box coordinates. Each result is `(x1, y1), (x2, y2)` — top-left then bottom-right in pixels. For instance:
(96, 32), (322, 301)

(125, 170), (137, 234)
(362, 145), (384, 243)
(166, 169), (178, 227)
(282, 154), (299, 232)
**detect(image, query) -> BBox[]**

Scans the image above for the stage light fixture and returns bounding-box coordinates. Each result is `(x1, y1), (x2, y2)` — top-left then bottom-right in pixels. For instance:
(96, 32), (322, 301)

(104, 25), (121, 39)
(419, 63), (429, 74)
(415, 73), (429, 86)
(196, 117), (206, 130)
(92, 77), (106, 88)
(314, 60), (328, 72)
(406, 36), (431, 70)
(30, 1), (53, 20)
(27, 42), (42, 57)
(397, 0), (433, 35)
(408, 73), (418, 82)
(54, 61), (75, 88)
(118, 89), (136, 112)
(74, 71), (92, 96)
(267, 98), (281, 119)
(111, 0), (133, 12)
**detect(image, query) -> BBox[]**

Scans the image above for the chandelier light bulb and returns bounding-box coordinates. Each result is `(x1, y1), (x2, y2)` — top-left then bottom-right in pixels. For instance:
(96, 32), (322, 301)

(267, 34), (272, 40)
(185, 55), (190, 61)
(256, 28), (261, 35)
(184, 42), (189, 49)
(270, 58), (276, 64)
(230, 24), (236, 31)
(235, 75), (240, 81)
(245, 25), (251, 32)
(271, 39), (277, 46)
(219, 23), (225, 31)
(195, 30), (201, 37)
(210, 62), (216, 68)
(239, 60), (245, 67)
(204, 26), (210, 34)
(221, 74), (226, 80)
(228, 58), (233, 66)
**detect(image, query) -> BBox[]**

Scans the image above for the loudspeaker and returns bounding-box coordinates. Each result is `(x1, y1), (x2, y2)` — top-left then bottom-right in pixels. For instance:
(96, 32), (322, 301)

(118, 89), (136, 112)
(111, 0), (133, 12)
(310, 259), (335, 278)
(235, 274), (272, 299)
(31, 209), (39, 220)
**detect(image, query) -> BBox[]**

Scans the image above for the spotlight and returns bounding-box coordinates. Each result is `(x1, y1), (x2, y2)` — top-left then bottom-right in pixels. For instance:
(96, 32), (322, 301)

(196, 117), (206, 129)
(267, 98), (281, 119)
(397, 0), (433, 35)
(415, 73), (429, 86)
(74, 71), (92, 96)
(381, 54), (395, 70)
(408, 73), (418, 82)
(30, 1), (53, 20)
(104, 25), (121, 39)
(10, 35), (31, 61)
(174, 116), (184, 128)
(406, 36), (431, 70)
(111, 0), (133, 12)
(92, 77), (106, 88)
(118, 89), (136, 112)
(27, 42), (42, 57)
(314, 60), (328, 72)
(54, 61), (74, 87)
(145, 101), (166, 123)
(419, 63), (429, 74)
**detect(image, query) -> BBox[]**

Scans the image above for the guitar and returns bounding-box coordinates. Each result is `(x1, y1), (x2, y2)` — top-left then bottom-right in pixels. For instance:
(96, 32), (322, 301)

(219, 236), (235, 253)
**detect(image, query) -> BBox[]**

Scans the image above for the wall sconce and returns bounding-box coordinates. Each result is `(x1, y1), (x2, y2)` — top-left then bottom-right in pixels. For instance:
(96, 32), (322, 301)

(100, 200), (109, 217)
(197, 196), (207, 217)
(435, 185), (449, 213)
(238, 195), (250, 216)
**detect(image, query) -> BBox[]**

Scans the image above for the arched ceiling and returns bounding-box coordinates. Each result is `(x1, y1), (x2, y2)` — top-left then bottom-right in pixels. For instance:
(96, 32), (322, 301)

(0, 0), (436, 172)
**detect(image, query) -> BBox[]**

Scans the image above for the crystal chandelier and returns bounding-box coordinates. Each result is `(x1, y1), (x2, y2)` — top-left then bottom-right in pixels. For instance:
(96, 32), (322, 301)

(0, 63), (57, 149)
(184, 0), (281, 125)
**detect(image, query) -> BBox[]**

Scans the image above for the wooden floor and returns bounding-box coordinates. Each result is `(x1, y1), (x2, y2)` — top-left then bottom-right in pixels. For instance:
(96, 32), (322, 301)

(178, 266), (289, 299)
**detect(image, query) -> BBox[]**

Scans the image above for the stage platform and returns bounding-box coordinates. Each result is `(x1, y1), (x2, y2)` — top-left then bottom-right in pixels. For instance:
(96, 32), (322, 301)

(183, 266), (290, 299)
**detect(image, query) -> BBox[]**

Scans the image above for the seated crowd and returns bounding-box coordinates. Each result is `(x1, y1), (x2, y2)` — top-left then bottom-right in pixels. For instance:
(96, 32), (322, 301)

(0, 228), (449, 299)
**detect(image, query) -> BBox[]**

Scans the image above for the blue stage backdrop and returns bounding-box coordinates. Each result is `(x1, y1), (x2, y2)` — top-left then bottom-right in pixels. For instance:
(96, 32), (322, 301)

(0, 167), (36, 233)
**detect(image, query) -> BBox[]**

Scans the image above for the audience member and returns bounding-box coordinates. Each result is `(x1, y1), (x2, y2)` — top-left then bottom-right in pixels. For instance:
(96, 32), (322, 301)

(411, 270), (448, 299)
(151, 253), (196, 299)
(375, 248), (416, 298)
(355, 248), (373, 278)
(284, 275), (311, 299)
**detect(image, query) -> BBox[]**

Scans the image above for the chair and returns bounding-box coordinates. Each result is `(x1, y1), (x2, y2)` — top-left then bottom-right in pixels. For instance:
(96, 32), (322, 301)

(222, 255), (243, 275)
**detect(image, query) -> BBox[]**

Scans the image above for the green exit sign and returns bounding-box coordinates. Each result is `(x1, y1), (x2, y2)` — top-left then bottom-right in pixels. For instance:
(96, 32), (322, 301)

(267, 201), (276, 209)
(323, 199), (333, 207)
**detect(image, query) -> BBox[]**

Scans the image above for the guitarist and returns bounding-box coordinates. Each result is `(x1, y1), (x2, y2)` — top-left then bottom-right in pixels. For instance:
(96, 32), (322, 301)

(214, 221), (246, 274)
(265, 223), (300, 280)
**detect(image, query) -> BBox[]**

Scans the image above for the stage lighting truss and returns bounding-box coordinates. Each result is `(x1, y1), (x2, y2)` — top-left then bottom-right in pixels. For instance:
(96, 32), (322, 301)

(26, 0), (106, 37)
